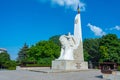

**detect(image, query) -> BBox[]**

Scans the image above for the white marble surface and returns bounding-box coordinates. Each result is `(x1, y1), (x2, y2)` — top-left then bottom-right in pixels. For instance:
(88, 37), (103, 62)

(58, 12), (82, 60)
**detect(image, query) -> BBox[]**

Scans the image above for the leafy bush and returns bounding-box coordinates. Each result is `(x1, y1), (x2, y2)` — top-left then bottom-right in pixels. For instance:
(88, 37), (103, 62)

(24, 58), (52, 67)
(37, 58), (52, 65)
(26, 64), (51, 67)
(3, 60), (16, 70)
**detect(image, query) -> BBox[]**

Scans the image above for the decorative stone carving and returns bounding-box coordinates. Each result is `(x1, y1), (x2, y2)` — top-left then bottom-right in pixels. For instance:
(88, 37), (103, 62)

(57, 33), (77, 60)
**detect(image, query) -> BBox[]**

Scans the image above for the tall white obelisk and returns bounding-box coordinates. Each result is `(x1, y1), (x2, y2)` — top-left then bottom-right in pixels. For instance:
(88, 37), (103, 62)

(73, 5), (84, 62)
(74, 5), (82, 44)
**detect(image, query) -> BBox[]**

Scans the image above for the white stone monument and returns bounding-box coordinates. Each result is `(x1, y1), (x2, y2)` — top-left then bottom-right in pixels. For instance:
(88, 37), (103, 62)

(52, 5), (88, 70)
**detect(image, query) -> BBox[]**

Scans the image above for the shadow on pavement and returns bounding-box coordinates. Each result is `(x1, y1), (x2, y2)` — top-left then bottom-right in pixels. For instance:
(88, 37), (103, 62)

(95, 75), (103, 79)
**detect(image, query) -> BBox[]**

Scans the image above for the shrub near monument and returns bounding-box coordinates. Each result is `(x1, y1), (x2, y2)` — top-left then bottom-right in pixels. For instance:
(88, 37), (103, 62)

(17, 40), (60, 67)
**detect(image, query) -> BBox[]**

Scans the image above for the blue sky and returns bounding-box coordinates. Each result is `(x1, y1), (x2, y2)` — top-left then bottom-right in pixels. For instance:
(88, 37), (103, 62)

(0, 0), (120, 60)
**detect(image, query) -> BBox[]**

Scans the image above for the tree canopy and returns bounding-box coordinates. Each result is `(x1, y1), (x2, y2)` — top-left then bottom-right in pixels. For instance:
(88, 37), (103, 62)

(27, 41), (60, 63)
(0, 52), (16, 70)
(84, 34), (120, 64)
(0, 52), (10, 64)
(17, 43), (29, 63)
(17, 39), (60, 66)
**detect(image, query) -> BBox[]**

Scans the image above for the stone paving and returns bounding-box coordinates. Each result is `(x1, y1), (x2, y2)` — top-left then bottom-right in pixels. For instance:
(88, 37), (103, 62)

(0, 70), (106, 80)
(102, 71), (120, 80)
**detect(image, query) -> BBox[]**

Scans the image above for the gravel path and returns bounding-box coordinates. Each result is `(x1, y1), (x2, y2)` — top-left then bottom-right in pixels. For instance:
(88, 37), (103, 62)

(0, 70), (105, 80)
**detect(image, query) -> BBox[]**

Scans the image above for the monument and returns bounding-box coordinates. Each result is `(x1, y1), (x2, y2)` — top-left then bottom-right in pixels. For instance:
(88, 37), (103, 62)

(52, 5), (88, 70)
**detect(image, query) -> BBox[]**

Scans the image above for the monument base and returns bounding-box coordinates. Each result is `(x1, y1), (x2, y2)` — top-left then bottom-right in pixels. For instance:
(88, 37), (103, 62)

(52, 60), (88, 70)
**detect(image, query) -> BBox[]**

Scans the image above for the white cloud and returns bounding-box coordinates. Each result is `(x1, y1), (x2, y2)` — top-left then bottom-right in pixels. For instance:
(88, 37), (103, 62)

(38, 0), (85, 11)
(115, 26), (120, 30)
(109, 26), (120, 31)
(87, 23), (106, 36)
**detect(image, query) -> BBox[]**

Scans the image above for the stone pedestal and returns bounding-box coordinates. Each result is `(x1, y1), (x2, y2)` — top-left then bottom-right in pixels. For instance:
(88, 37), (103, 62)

(52, 60), (88, 70)
(52, 41), (88, 70)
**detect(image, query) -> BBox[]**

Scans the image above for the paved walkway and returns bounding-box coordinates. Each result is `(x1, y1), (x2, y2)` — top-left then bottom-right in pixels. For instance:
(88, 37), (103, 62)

(0, 70), (105, 80)
(102, 71), (120, 80)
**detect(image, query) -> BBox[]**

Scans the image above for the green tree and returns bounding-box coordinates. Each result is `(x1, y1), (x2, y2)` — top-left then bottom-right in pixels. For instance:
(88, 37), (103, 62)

(99, 46), (109, 62)
(3, 60), (16, 70)
(84, 50), (91, 61)
(99, 34), (120, 63)
(0, 52), (16, 70)
(27, 40), (60, 65)
(0, 52), (10, 64)
(49, 35), (61, 46)
(83, 38), (100, 62)
(17, 43), (29, 63)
